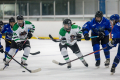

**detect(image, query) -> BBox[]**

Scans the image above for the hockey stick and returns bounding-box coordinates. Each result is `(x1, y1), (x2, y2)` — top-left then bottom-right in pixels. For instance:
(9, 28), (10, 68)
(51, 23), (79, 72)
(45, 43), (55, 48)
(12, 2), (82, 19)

(2, 37), (11, 43)
(49, 34), (98, 42)
(32, 33), (41, 40)
(0, 52), (41, 73)
(2, 37), (40, 55)
(52, 47), (107, 66)
(1, 38), (28, 70)
(30, 51), (40, 55)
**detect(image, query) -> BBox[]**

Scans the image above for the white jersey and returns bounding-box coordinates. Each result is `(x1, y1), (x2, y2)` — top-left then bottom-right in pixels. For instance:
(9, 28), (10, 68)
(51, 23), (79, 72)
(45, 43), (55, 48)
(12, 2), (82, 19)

(59, 25), (82, 46)
(12, 21), (35, 42)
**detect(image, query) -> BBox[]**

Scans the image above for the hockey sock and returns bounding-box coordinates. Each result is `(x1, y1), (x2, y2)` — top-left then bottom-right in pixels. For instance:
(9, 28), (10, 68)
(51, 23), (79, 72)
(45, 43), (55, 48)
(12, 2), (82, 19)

(5, 47), (10, 58)
(22, 47), (30, 63)
(75, 52), (84, 61)
(6, 49), (16, 62)
(93, 44), (100, 60)
(104, 51), (110, 59)
(61, 48), (70, 62)
(113, 54), (120, 67)
(102, 44), (110, 59)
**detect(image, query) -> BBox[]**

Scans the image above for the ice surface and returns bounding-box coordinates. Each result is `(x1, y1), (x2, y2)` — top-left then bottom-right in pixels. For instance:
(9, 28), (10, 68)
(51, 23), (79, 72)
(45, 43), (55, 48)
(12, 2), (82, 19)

(0, 39), (120, 80)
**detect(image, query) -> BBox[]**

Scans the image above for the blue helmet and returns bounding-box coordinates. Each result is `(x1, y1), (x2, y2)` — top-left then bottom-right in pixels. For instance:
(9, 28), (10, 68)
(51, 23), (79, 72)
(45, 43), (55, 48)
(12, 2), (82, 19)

(110, 14), (119, 21)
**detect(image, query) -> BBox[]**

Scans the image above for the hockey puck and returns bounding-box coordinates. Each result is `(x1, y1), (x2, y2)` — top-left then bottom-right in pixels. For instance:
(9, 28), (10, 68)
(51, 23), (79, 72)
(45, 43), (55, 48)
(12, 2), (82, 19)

(22, 71), (25, 72)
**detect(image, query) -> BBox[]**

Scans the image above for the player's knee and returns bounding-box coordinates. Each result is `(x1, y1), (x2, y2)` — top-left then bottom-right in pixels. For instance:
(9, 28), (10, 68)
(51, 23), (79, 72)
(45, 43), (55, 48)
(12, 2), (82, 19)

(102, 44), (109, 52)
(93, 44), (100, 51)
(61, 48), (68, 55)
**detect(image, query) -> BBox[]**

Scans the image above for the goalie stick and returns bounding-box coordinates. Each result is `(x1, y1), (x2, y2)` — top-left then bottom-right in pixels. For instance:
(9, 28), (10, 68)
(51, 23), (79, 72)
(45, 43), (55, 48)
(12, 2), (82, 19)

(0, 52), (41, 73)
(49, 34), (98, 42)
(52, 47), (107, 66)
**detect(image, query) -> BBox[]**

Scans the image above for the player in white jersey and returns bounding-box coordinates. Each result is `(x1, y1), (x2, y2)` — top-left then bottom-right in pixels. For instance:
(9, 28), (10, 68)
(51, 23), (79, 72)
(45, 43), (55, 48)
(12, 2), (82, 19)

(5, 15), (35, 66)
(59, 19), (88, 69)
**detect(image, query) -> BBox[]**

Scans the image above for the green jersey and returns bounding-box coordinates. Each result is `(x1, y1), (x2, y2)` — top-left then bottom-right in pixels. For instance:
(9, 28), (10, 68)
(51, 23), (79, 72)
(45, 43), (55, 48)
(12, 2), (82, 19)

(12, 21), (35, 42)
(59, 24), (82, 45)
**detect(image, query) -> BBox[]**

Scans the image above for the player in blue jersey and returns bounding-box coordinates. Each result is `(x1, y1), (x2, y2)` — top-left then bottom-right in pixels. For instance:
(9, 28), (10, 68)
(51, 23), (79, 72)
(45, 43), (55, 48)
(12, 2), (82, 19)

(106, 14), (120, 74)
(1, 17), (15, 62)
(0, 21), (4, 54)
(82, 11), (112, 68)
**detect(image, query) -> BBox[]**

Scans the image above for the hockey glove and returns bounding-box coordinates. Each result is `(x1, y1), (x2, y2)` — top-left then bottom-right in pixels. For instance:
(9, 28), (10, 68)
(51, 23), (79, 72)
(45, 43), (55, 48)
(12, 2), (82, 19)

(16, 42), (23, 50)
(0, 45), (4, 53)
(76, 33), (82, 41)
(27, 32), (33, 39)
(98, 32), (105, 39)
(106, 40), (115, 50)
(61, 37), (67, 43)
(84, 34), (90, 40)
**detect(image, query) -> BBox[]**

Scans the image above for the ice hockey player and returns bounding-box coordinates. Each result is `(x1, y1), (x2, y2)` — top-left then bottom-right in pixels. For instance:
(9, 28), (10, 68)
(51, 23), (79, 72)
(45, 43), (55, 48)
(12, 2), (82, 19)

(82, 11), (112, 68)
(1, 17), (15, 62)
(106, 14), (120, 74)
(5, 15), (35, 66)
(59, 19), (88, 69)
(0, 21), (4, 54)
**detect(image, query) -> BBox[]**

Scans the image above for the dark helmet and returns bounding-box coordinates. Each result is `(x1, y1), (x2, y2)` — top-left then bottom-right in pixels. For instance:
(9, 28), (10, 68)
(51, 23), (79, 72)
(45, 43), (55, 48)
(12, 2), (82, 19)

(63, 19), (72, 31)
(9, 17), (15, 23)
(17, 15), (24, 20)
(0, 21), (3, 25)
(63, 19), (72, 25)
(95, 11), (103, 18)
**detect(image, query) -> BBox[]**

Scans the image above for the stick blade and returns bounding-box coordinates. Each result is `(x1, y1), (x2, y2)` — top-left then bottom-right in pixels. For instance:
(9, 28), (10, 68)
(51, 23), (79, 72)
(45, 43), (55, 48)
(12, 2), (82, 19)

(31, 68), (41, 73)
(0, 68), (4, 71)
(52, 60), (59, 65)
(49, 34), (53, 39)
(30, 51), (40, 55)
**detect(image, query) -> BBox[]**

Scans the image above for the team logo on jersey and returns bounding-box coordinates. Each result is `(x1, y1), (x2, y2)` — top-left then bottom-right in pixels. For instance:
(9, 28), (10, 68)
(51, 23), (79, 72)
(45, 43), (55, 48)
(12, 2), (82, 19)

(20, 31), (27, 36)
(92, 24), (96, 26)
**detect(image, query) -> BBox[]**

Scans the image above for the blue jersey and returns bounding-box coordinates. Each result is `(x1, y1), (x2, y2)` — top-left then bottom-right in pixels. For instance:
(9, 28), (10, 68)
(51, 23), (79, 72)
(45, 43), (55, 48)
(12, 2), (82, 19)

(0, 32), (2, 46)
(112, 22), (120, 39)
(82, 17), (111, 36)
(1, 24), (13, 40)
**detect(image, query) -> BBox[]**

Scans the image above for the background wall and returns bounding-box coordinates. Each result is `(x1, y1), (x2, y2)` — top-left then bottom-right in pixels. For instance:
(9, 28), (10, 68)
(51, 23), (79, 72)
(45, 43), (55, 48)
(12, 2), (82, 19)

(31, 21), (86, 38)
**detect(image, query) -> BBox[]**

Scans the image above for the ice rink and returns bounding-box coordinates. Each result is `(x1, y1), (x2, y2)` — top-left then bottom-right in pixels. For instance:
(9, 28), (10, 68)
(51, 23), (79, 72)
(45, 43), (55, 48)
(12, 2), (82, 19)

(0, 39), (120, 80)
